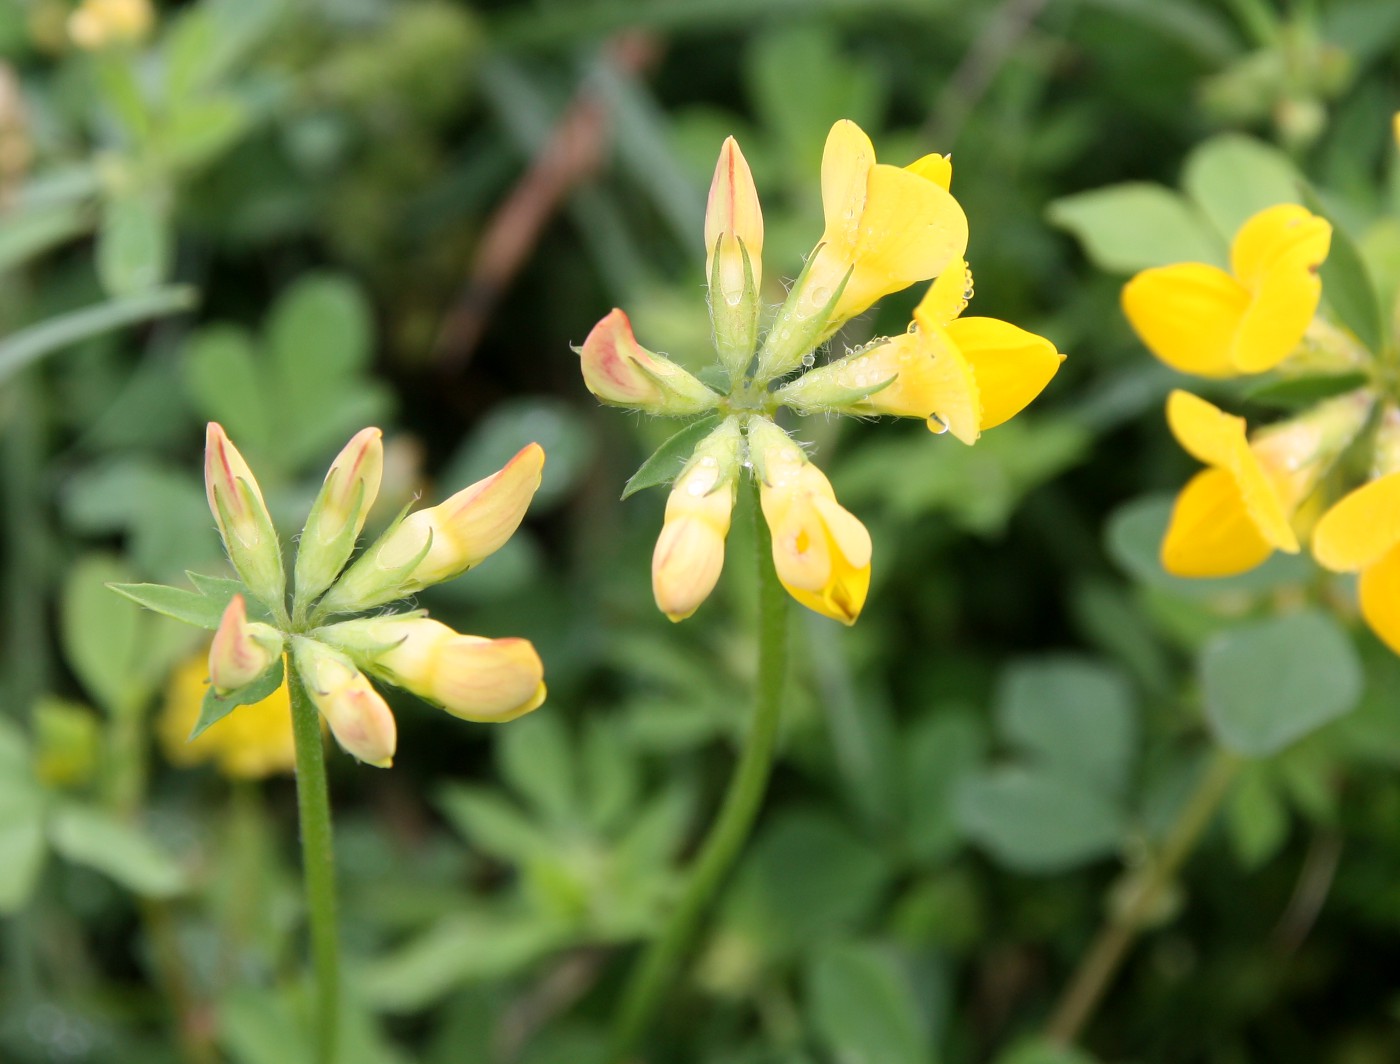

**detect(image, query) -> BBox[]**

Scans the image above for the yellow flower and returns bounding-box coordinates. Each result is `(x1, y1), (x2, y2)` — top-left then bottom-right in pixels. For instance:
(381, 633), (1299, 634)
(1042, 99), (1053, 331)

(778, 260), (1064, 444)
(204, 423), (285, 610)
(292, 638), (397, 767)
(705, 136), (764, 306)
(1313, 409), (1400, 654)
(68, 0), (153, 50)
(779, 120), (969, 344)
(749, 418), (871, 625)
(577, 309), (721, 415)
(1160, 390), (1300, 577)
(160, 653), (296, 780)
(1122, 204), (1331, 378)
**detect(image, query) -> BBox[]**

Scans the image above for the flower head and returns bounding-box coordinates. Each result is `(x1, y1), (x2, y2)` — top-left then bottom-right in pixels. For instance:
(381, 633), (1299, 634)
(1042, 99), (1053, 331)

(574, 120), (1058, 624)
(1123, 204), (1331, 377)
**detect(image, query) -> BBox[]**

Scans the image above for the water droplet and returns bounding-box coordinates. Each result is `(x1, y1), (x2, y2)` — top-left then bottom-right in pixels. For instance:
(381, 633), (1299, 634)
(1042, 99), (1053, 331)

(724, 290), (743, 307)
(779, 329), (792, 342)
(928, 413), (950, 435)
(906, 321), (919, 335)
(699, 456), (718, 470)
(811, 285), (831, 304)
(801, 353), (816, 367)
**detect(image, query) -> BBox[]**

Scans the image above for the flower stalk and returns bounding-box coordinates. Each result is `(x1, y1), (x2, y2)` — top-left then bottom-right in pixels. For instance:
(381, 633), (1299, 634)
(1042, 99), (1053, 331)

(608, 480), (790, 1062)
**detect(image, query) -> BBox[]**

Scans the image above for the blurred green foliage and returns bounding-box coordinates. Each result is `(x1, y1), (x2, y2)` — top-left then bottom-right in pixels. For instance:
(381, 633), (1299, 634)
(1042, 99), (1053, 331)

(4, 0), (1400, 1062)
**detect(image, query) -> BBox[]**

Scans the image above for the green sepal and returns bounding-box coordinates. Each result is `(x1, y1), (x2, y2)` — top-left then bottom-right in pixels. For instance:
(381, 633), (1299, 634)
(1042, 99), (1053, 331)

(313, 499), (436, 619)
(754, 256), (852, 382)
(190, 655), (285, 740)
(621, 414), (724, 500)
(779, 370), (899, 413)
(710, 235), (761, 380)
(1242, 371), (1369, 410)
(293, 477), (367, 614)
(223, 475), (286, 610)
(108, 572), (271, 631)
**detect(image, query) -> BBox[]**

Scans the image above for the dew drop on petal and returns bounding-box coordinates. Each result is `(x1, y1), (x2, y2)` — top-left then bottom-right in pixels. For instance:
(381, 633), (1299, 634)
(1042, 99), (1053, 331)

(928, 413), (950, 435)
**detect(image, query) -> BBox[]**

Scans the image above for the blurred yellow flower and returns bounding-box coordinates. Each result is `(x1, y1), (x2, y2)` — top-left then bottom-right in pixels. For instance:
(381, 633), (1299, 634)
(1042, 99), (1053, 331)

(1122, 204), (1331, 378)
(67, 0), (153, 50)
(160, 652), (296, 780)
(1160, 390), (1299, 577)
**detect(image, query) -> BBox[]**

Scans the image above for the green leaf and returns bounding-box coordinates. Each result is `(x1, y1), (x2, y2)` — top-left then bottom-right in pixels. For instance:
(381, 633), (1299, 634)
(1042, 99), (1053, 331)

(268, 272), (372, 397)
(806, 943), (928, 1064)
(109, 572), (250, 630)
(192, 657), (285, 740)
(1301, 188), (1385, 355)
(1241, 371), (1371, 411)
(360, 913), (565, 1013)
(721, 811), (889, 958)
(1200, 610), (1363, 758)
(955, 767), (1124, 873)
(437, 785), (555, 865)
(1182, 134), (1302, 240)
(96, 193), (172, 297)
(1225, 763), (1289, 868)
(995, 655), (1137, 795)
(218, 985), (313, 1064)
(161, 95), (252, 172)
(182, 325), (272, 449)
(0, 720), (47, 914)
(1046, 183), (1222, 272)
(0, 286), (197, 385)
(498, 713), (577, 827)
(0, 204), (90, 273)
(902, 708), (987, 864)
(62, 555), (143, 714)
(49, 803), (186, 897)
(621, 414), (723, 499)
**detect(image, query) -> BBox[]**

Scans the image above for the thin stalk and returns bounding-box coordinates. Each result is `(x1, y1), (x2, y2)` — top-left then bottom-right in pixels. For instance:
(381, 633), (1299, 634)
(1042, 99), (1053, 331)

(1045, 748), (1240, 1047)
(288, 665), (340, 1064)
(607, 479), (790, 1062)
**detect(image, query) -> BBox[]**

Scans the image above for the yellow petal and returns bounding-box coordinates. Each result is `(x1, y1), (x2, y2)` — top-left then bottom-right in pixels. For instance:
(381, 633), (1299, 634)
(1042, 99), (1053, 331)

(820, 120), (876, 250)
(1121, 264), (1248, 377)
(1312, 472), (1400, 572)
(1161, 469), (1275, 577)
(1229, 204), (1330, 290)
(912, 258), (972, 327)
(1229, 245), (1325, 373)
(1166, 390), (1247, 469)
(945, 316), (1063, 431)
(1359, 546), (1400, 656)
(904, 152), (953, 190)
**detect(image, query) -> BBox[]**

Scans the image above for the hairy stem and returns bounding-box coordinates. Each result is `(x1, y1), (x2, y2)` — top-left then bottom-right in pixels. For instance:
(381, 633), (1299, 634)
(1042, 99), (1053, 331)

(607, 479), (790, 1061)
(288, 665), (340, 1064)
(1045, 749), (1240, 1046)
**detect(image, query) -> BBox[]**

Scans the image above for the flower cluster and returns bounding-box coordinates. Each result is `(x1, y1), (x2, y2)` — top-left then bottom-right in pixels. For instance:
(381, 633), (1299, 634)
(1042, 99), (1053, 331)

(578, 120), (1064, 625)
(1123, 200), (1400, 654)
(126, 424), (548, 768)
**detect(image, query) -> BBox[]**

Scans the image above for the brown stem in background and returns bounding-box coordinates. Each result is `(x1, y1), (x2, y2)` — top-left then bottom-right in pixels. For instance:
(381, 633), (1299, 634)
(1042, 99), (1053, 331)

(432, 33), (659, 371)
(1271, 829), (1342, 956)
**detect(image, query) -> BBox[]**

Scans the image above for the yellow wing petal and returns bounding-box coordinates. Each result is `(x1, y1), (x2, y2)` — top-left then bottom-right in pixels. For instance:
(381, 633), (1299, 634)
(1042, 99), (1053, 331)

(1161, 468), (1275, 577)
(1229, 243), (1325, 374)
(946, 316), (1063, 431)
(1229, 204), (1330, 290)
(1359, 545), (1400, 656)
(1122, 263), (1248, 377)
(1311, 472), (1400, 572)
(1165, 390), (1247, 470)
(904, 152), (953, 191)
(820, 120), (876, 252)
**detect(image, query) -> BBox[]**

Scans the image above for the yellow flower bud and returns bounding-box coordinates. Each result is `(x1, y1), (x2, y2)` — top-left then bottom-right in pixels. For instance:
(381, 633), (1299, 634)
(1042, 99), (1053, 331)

(208, 594), (282, 695)
(295, 427), (384, 608)
(292, 638), (396, 767)
(704, 136), (764, 376)
(319, 617), (546, 723)
(749, 418), (872, 625)
(204, 423), (285, 610)
(320, 443), (545, 613)
(652, 420), (741, 621)
(578, 309), (721, 415)
(68, 0), (153, 50)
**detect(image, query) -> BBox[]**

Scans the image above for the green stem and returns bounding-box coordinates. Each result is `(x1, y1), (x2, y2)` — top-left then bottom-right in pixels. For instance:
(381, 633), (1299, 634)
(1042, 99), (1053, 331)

(1044, 748), (1240, 1047)
(607, 479), (790, 1062)
(288, 665), (340, 1064)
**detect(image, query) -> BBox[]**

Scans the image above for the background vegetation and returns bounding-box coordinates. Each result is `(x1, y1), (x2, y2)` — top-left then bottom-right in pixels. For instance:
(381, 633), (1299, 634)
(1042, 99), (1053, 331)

(3, 0), (1400, 1061)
